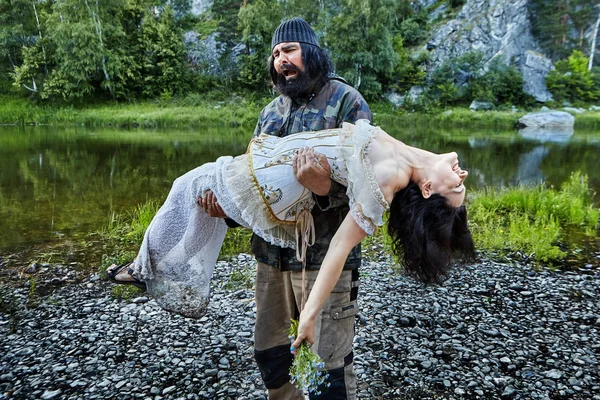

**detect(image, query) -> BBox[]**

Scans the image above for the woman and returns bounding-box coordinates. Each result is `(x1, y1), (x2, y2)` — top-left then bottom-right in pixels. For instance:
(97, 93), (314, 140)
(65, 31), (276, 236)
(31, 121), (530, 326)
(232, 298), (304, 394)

(107, 120), (474, 324)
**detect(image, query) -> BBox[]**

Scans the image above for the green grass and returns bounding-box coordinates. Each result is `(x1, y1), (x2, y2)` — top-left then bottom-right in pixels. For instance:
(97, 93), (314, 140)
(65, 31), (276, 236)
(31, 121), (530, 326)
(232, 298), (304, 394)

(469, 172), (599, 265)
(0, 94), (264, 127)
(4, 92), (600, 129)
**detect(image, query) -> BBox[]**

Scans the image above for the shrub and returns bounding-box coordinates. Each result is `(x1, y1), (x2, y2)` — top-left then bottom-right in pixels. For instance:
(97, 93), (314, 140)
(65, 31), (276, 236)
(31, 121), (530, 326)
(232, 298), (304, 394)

(546, 50), (600, 103)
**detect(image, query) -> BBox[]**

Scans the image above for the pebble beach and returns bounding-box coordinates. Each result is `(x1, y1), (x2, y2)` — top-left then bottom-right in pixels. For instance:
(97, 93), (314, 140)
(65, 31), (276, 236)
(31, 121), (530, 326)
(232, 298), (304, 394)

(1, 253), (599, 400)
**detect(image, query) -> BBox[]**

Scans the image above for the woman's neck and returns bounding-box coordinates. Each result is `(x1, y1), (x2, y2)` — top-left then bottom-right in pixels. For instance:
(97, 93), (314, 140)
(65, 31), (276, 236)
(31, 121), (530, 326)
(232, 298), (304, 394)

(370, 132), (437, 203)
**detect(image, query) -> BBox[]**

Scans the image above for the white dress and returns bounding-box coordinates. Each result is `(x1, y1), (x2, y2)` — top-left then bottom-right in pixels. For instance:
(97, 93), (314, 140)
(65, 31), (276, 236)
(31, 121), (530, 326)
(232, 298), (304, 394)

(132, 119), (388, 318)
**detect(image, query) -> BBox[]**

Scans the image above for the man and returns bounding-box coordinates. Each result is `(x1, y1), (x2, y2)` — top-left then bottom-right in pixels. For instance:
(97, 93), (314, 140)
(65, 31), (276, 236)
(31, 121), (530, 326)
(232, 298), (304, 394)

(202, 18), (371, 399)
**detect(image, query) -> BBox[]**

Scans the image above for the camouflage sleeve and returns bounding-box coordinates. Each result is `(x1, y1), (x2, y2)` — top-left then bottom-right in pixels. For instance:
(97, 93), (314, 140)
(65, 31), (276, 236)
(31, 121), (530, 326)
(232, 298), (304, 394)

(341, 94), (372, 125)
(252, 115), (262, 138)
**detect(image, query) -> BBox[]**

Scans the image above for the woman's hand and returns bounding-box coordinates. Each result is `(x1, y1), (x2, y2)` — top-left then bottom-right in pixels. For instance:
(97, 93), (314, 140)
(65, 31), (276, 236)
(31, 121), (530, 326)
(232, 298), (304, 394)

(198, 190), (227, 218)
(293, 147), (332, 196)
(290, 312), (316, 355)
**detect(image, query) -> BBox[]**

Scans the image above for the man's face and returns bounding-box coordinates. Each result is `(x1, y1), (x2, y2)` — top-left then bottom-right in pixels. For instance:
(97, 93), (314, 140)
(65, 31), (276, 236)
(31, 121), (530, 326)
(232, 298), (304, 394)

(272, 42), (304, 77)
(272, 42), (313, 98)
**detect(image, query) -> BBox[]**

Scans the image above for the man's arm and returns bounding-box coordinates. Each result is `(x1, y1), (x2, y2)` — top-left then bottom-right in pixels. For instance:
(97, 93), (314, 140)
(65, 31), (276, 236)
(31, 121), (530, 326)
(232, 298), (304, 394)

(200, 116), (264, 220)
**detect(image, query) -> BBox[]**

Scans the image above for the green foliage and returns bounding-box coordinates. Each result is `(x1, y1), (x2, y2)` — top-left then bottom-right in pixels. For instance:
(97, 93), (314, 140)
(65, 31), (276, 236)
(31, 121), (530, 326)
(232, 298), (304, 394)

(392, 36), (427, 92)
(397, 19), (428, 46)
(111, 284), (145, 299)
(212, 0), (244, 46)
(138, 7), (191, 98)
(288, 319), (329, 394)
(470, 172), (599, 265)
(546, 50), (600, 104)
(0, 0), (38, 69)
(447, 0), (466, 8)
(223, 262), (255, 290)
(220, 228), (253, 259)
(103, 200), (162, 246)
(425, 52), (531, 107)
(473, 58), (532, 105)
(529, 0), (596, 60)
(237, 0), (282, 91)
(327, 0), (398, 99)
(10, 0), (191, 102)
(427, 52), (485, 105)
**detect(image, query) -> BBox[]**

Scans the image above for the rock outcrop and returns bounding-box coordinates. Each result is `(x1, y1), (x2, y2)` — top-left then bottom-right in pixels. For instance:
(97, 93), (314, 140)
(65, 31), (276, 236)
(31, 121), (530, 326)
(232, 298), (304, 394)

(427, 0), (554, 102)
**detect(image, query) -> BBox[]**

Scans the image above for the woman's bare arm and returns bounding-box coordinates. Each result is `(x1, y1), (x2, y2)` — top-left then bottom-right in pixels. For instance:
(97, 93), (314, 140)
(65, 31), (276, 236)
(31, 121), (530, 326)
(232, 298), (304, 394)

(291, 213), (368, 350)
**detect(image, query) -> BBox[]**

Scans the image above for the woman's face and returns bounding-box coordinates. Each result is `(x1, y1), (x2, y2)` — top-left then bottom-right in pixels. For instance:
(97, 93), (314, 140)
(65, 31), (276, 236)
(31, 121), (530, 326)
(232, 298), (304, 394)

(429, 152), (468, 207)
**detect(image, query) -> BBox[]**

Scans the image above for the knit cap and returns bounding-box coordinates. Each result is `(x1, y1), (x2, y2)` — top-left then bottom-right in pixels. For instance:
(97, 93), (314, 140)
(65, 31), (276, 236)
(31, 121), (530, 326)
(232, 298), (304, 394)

(271, 18), (319, 50)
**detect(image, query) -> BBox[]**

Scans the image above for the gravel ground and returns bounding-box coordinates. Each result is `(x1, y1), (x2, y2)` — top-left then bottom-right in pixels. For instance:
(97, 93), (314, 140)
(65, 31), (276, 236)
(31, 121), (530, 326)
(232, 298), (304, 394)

(0, 253), (599, 400)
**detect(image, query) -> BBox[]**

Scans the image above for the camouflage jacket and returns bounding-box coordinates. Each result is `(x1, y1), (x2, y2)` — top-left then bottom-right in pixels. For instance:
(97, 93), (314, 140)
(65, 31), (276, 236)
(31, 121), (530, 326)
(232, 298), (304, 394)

(251, 77), (372, 271)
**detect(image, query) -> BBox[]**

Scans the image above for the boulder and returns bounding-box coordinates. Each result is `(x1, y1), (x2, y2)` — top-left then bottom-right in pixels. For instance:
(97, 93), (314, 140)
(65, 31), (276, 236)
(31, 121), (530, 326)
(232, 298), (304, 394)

(469, 100), (494, 111)
(384, 91), (404, 107)
(562, 107), (585, 114)
(385, 86), (425, 106)
(518, 111), (575, 128)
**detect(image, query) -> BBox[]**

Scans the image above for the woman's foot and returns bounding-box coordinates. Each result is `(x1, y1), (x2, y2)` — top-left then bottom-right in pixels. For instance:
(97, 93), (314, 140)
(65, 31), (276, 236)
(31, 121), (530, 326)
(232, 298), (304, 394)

(105, 262), (146, 290)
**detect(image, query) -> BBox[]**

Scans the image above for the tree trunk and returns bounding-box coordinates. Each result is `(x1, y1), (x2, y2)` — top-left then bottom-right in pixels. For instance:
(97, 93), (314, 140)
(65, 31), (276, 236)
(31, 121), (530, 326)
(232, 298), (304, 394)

(23, 78), (38, 93)
(589, 5), (600, 71)
(31, 0), (48, 75)
(84, 0), (115, 98)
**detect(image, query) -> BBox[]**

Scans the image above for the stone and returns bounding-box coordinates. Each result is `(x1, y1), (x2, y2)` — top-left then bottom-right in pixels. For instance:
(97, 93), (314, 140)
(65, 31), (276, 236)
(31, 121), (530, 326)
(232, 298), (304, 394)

(41, 389), (62, 400)
(518, 111), (575, 128)
(469, 100), (494, 111)
(562, 107), (585, 114)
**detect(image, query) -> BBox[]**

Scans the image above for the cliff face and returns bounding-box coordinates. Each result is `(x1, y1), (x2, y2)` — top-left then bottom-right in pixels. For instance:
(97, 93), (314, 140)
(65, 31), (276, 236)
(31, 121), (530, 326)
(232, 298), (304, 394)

(426, 0), (554, 102)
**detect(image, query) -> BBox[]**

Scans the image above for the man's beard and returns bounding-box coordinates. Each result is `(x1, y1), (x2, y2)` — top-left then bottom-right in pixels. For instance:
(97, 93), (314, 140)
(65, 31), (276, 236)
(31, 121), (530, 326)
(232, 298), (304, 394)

(275, 65), (316, 99)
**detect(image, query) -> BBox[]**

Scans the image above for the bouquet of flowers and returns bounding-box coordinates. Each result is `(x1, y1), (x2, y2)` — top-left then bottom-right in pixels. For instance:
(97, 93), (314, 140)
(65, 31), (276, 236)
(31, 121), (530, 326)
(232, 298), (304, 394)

(288, 319), (329, 395)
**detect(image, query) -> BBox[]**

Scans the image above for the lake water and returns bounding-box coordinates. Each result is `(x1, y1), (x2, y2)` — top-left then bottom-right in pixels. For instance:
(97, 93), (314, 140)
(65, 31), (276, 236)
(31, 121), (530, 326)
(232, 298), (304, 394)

(1, 119), (599, 266)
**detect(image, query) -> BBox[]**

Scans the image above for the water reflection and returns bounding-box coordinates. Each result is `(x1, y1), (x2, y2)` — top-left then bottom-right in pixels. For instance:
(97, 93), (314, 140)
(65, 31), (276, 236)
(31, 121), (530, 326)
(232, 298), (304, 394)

(0, 121), (598, 259)
(517, 126), (574, 186)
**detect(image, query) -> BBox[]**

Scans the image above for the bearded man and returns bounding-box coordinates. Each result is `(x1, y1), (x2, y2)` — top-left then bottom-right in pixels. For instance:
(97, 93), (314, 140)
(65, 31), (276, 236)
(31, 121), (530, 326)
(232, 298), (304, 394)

(200, 18), (371, 399)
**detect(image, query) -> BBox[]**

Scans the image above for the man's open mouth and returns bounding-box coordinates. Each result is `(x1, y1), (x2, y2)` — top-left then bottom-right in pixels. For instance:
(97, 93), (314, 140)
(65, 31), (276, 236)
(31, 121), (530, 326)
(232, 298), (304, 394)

(283, 69), (298, 78)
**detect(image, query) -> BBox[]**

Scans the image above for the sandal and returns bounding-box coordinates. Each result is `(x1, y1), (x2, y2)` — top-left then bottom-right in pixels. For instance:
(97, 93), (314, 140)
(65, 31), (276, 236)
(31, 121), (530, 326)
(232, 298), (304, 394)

(106, 262), (147, 290)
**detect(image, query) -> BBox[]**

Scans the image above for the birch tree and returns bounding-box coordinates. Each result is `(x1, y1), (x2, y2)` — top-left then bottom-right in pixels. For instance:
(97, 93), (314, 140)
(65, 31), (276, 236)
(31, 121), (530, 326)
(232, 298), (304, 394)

(590, 4), (600, 70)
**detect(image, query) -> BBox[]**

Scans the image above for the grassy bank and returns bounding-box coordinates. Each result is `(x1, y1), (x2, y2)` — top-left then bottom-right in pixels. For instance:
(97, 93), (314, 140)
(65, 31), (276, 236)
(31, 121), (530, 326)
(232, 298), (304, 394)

(0, 95), (264, 128)
(470, 172), (598, 266)
(3, 94), (600, 129)
(371, 105), (600, 129)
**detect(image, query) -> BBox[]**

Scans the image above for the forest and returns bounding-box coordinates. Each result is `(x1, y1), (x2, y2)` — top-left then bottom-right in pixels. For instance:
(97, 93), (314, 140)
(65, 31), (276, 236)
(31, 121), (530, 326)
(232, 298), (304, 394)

(1, 0), (599, 108)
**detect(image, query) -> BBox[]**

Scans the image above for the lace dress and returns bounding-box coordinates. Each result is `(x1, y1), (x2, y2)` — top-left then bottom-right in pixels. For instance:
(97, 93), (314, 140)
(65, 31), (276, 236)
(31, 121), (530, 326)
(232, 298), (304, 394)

(132, 119), (388, 318)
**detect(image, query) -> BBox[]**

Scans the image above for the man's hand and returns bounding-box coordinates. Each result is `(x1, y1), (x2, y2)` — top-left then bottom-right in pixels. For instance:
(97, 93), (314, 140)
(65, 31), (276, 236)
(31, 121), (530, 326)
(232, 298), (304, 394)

(293, 147), (332, 196)
(198, 190), (227, 218)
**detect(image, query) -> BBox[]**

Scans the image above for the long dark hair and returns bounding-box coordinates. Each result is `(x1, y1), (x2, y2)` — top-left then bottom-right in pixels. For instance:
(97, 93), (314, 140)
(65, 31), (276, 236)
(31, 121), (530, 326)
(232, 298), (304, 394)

(387, 182), (475, 284)
(269, 43), (334, 87)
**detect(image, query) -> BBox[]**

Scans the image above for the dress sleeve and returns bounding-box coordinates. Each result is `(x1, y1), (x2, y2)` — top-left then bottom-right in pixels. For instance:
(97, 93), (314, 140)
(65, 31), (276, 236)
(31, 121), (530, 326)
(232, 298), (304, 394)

(339, 120), (389, 235)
